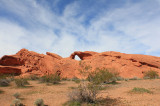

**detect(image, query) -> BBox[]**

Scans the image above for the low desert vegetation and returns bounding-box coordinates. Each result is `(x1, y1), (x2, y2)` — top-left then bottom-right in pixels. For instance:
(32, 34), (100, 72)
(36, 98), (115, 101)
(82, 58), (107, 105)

(34, 98), (44, 106)
(0, 73), (159, 105)
(13, 92), (21, 99)
(10, 92), (24, 106)
(10, 99), (24, 106)
(0, 79), (10, 87)
(144, 70), (159, 79)
(0, 74), (13, 79)
(65, 68), (120, 106)
(129, 76), (141, 80)
(14, 78), (30, 88)
(39, 73), (61, 84)
(68, 83), (99, 103)
(116, 76), (124, 81)
(62, 77), (69, 81)
(72, 77), (81, 84)
(87, 68), (118, 84)
(28, 75), (39, 81)
(0, 74), (15, 83)
(130, 87), (152, 94)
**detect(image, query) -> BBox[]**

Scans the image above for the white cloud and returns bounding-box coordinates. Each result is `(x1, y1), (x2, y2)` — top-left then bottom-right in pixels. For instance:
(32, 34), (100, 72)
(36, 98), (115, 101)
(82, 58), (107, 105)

(0, 19), (26, 55)
(0, 0), (160, 58)
(0, 18), (57, 57)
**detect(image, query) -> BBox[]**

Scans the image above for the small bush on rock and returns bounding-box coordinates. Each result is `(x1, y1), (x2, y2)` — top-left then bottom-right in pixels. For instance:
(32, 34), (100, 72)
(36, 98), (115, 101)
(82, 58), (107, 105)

(144, 70), (159, 79)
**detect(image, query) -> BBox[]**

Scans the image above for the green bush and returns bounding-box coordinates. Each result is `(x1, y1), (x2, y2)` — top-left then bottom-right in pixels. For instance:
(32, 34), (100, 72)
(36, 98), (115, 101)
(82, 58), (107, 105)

(87, 68), (116, 85)
(0, 74), (12, 79)
(13, 92), (20, 99)
(116, 76), (124, 81)
(124, 78), (129, 81)
(10, 99), (24, 106)
(63, 101), (81, 106)
(66, 67), (119, 105)
(144, 70), (159, 79)
(62, 77), (68, 81)
(34, 98), (44, 106)
(14, 78), (29, 88)
(68, 82), (101, 104)
(129, 77), (141, 80)
(72, 77), (81, 84)
(0, 79), (10, 87)
(39, 74), (60, 84)
(130, 87), (152, 94)
(29, 75), (39, 80)
(74, 79), (81, 84)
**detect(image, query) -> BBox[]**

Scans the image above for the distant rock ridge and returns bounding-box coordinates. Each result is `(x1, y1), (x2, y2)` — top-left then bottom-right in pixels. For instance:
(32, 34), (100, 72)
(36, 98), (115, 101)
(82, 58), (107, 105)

(0, 48), (160, 78)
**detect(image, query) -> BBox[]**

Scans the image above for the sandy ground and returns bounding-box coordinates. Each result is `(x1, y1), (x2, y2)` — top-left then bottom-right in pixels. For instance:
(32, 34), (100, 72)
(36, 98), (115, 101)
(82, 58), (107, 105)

(0, 79), (160, 106)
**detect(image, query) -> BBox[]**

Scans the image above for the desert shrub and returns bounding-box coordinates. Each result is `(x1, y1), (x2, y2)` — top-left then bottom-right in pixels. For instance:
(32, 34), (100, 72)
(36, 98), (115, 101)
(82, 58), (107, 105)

(0, 74), (11, 79)
(14, 78), (29, 88)
(116, 76), (124, 81)
(74, 79), (81, 84)
(130, 87), (152, 94)
(129, 77), (141, 80)
(13, 92), (20, 99)
(124, 78), (129, 81)
(34, 98), (44, 106)
(0, 89), (4, 94)
(87, 68), (116, 85)
(0, 79), (10, 87)
(39, 74), (60, 84)
(0, 74), (15, 83)
(72, 77), (81, 84)
(62, 77), (68, 81)
(63, 101), (81, 106)
(66, 67), (118, 105)
(68, 83), (99, 104)
(71, 77), (79, 81)
(29, 75), (39, 80)
(144, 70), (159, 79)
(7, 77), (15, 82)
(10, 99), (24, 106)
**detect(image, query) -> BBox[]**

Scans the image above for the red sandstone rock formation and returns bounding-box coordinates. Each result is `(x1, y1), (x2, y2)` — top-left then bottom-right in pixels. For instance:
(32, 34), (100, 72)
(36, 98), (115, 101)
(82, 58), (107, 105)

(0, 49), (160, 78)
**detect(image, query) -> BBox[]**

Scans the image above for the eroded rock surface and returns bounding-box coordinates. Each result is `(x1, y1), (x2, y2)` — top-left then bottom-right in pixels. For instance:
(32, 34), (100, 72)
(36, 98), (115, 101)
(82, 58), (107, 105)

(0, 49), (160, 78)
(70, 51), (98, 60)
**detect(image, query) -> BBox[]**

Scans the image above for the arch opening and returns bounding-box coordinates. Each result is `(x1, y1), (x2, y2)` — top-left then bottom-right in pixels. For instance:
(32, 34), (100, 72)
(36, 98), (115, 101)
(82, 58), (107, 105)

(74, 55), (81, 60)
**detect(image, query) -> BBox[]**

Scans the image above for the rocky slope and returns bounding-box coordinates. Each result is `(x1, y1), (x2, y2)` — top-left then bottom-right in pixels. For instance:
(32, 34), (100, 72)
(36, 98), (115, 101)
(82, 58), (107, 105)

(0, 49), (160, 78)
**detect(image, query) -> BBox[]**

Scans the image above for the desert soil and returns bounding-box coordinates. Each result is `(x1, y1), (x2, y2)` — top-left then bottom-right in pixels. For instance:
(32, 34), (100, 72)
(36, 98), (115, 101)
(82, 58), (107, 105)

(0, 79), (160, 106)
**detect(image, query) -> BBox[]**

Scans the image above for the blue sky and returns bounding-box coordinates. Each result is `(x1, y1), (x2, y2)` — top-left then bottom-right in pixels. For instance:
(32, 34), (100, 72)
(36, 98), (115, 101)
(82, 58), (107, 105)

(0, 0), (160, 57)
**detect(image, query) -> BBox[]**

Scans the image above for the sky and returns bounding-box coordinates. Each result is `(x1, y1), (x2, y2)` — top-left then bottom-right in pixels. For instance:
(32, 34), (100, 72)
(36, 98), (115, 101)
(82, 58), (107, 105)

(0, 0), (160, 58)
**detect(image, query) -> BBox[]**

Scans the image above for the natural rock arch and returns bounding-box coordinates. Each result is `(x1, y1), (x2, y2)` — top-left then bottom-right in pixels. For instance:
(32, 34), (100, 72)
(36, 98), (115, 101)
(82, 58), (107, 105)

(69, 51), (98, 60)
